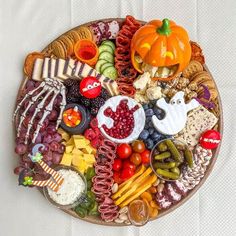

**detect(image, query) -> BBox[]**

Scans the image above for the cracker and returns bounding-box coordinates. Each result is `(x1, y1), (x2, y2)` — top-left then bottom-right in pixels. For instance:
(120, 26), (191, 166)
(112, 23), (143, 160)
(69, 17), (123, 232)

(176, 105), (218, 147)
(182, 60), (203, 79)
(58, 35), (74, 56)
(50, 40), (66, 59)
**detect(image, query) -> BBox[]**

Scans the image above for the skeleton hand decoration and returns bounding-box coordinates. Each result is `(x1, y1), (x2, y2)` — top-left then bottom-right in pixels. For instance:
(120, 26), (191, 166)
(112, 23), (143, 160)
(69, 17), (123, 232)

(152, 91), (199, 135)
(13, 78), (66, 144)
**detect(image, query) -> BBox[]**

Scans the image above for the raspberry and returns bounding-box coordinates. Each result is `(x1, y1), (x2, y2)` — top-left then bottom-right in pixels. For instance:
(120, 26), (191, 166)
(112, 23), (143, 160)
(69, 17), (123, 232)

(91, 137), (101, 148)
(84, 128), (96, 141)
(90, 118), (98, 129)
(93, 127), (100, 137)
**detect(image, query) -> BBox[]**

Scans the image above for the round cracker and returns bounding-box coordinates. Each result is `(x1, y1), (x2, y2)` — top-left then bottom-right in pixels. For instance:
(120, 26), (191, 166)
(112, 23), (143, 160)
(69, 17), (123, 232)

(50, 40), (66, 58)
(183, 60), (203, 79)
(58, 35), (74, 56)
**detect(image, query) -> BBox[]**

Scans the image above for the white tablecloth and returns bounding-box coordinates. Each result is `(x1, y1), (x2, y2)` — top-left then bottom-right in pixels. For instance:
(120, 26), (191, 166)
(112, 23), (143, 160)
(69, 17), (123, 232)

(0, 0), (236, 235)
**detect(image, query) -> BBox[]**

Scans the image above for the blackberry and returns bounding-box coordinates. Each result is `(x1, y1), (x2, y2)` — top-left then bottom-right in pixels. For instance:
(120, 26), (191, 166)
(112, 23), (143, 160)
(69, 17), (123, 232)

(68, 85), (81, 97)
(64, 79), (80, 88)
(80, 97), (91, 107)
(91, 97), (105, 108)
(90, 107), (99, 116)
(100, 88), (110, 100)
(66, 96), (79, 104)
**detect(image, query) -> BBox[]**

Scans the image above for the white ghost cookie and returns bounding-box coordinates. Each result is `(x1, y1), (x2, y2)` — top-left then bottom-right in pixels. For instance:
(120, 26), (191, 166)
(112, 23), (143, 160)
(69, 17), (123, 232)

(152, 91), (199, 135)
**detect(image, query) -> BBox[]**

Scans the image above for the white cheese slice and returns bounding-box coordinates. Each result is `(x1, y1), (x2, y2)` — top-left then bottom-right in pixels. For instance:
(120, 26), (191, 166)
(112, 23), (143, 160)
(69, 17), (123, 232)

(42, 57), (50, 79)
(32, 58), (43, 81)
(55, 59), (68, 80)
(63, 58), (76, 77)
(48, 58), (56, 78)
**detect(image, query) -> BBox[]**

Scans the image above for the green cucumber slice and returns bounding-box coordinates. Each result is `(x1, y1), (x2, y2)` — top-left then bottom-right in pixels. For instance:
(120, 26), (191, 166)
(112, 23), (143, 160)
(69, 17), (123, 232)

(99, 51), (114, 64)
(99, 44), (114, 55)
(101, 40), (116, 51)
(100, 62), (114, 73)
(103, 66), (118, 80)
(95, 59), (107, 73)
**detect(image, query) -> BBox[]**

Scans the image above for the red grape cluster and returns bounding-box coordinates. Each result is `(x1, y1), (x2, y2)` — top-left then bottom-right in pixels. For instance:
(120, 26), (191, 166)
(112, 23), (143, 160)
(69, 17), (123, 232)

(14, 80), (65, 180)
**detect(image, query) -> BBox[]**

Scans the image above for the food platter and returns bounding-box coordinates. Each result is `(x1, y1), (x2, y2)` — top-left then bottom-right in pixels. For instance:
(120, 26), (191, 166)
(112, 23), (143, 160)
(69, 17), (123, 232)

(13, 16), (223, 226)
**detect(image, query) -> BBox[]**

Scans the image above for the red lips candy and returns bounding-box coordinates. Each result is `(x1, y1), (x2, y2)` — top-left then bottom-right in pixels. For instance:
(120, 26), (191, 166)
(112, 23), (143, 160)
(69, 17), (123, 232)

(79, 76), (101, 98)
(199, 130), (221, 149)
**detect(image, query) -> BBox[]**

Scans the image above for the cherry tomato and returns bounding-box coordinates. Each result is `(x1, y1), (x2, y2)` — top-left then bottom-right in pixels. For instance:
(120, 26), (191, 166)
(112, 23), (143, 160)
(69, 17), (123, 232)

(132, 140), (145, 153)
(123, 160), (136, 172)
(112, 158), (122, 171)
(121, 168), (135, 181)
(130, 153), (142, 166)
(117, 143), (132, 159)
(113, 171), (122, 184)
(140, 150), (151, 164)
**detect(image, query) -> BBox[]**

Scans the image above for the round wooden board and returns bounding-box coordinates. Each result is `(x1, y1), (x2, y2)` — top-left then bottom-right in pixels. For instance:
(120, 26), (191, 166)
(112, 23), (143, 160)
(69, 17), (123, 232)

(16, 18), (223, 226)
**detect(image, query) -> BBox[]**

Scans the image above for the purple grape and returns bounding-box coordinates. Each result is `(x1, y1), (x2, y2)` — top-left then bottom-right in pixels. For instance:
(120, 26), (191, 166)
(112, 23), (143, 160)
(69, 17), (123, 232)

(52, 133), (62, 143)
(34, 133), (42, 143)
(48, 110), (58, 121)
(43, 133), (53, 144)
(26, 80), (35, 91)
(43, 151), (53, 161)
(49, 141), (60, 152)
(15, 143), (27, 155)
(52, 152), (62, 164)
(46, 125), (57, 134)
(14, 166), (24, 175)
(58, 144), (65, 154)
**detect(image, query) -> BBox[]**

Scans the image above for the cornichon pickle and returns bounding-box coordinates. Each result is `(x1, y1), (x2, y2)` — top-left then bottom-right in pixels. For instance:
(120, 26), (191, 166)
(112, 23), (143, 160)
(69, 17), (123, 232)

(158, 142), (168, 152)
(170, 167), (180, 175)
(156, 168), (180, 180)
(75, 206), (87, 218)
(165, 139), (181, 162)
(154, 162), (176, 169)
(154, 151), (171, 160)
(184, 149), (193, 168)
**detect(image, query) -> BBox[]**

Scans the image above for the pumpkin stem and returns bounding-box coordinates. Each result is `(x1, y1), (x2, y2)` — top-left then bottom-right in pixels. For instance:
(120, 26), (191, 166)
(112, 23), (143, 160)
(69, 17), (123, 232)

(157, 19), (172, 36)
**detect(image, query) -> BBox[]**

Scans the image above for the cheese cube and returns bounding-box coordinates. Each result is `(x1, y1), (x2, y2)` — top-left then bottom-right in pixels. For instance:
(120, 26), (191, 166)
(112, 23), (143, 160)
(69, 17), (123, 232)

(72, 148), (84, 155)
(74, 139), (90, 149)
(60, 153), (73, 166)
(66, 137), (74, 146)
(73, 135), (84, 139)
(72, 155), (83, 166)
(83, 154), (95, 164)
(65, 145), (73, 153)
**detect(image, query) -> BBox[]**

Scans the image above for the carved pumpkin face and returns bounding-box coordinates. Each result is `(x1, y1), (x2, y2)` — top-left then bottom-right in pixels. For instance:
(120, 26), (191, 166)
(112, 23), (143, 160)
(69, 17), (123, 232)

(131, 19), (191, 81)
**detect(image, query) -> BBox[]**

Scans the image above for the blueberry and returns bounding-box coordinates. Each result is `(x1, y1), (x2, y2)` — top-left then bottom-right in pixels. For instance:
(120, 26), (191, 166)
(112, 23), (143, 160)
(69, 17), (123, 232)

(145, 138), (154, 149)
(139, 129), (149, 140)
(151, 132), (162, 140)
(148, 127), (155, 135)
(148, 121), (153, 128)
(144, 123), (149, 130)
(142, 104), (149, 110)
(145, 109), (154, 117)
(146, 116), (152, 122)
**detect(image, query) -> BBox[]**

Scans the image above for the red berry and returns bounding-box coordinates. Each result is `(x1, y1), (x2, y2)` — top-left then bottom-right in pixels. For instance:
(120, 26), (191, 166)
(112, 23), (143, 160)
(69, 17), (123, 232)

(84, 128), (96, 140)
(91, 138), (100, 148)
(90, 118), (98, 129)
